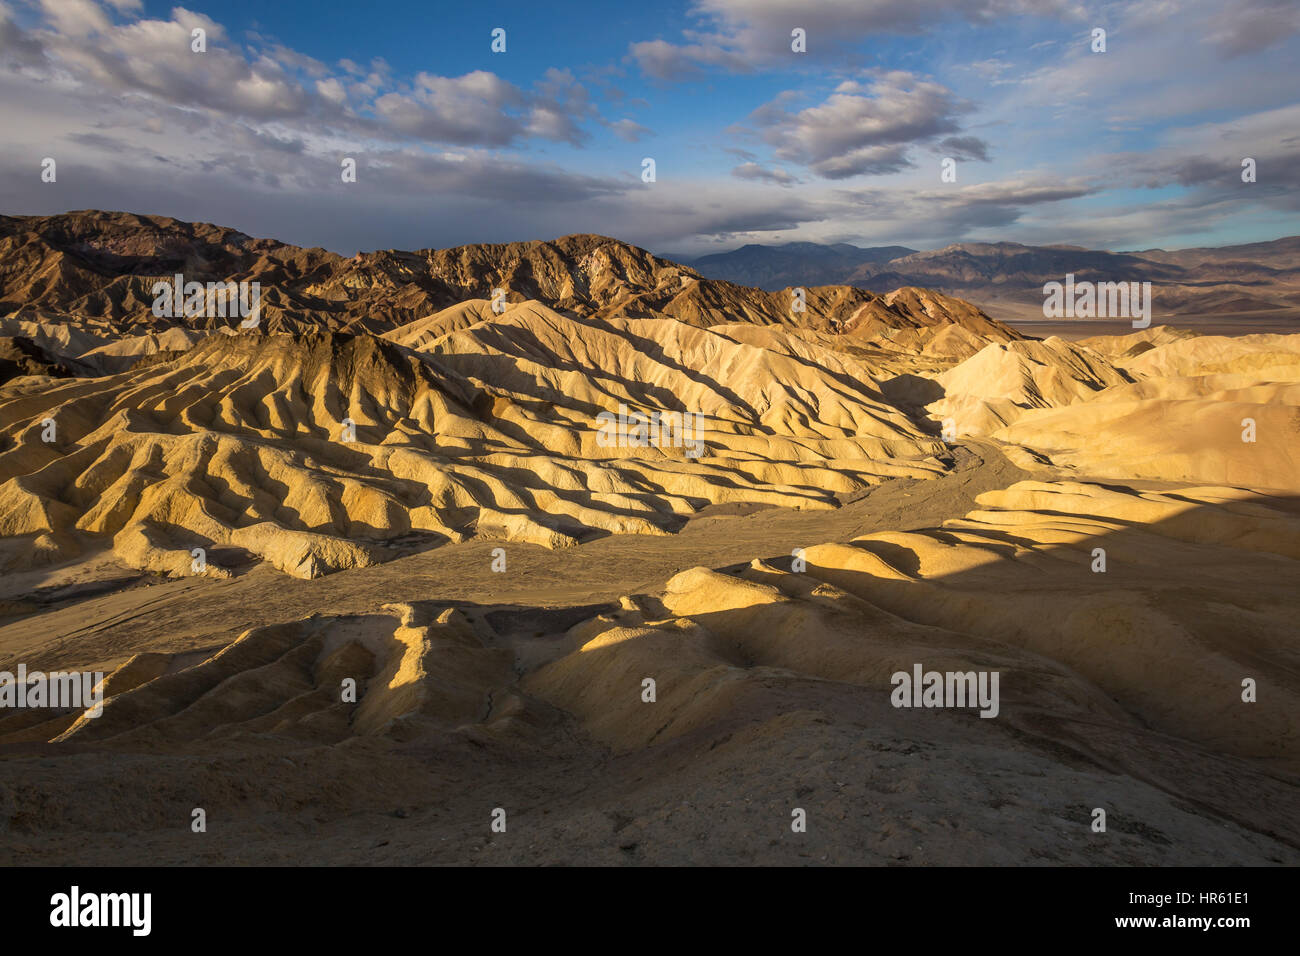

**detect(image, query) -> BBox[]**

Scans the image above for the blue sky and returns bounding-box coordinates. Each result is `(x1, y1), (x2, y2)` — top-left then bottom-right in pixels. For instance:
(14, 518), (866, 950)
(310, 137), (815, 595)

(1, 0), (1297, 256)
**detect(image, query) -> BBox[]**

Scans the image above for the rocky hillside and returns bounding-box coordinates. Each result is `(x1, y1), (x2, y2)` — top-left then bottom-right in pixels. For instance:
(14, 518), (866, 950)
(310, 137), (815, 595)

(0, 211), (1018, 342)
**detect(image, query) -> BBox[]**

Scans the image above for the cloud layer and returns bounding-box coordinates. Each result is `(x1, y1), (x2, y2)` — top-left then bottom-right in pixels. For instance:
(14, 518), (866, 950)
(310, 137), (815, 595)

(0, 0), (1294, 255)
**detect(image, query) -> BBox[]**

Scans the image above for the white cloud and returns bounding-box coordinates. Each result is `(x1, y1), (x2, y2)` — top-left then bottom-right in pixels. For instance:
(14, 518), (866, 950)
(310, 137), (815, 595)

(609, 118), (652, 142)
(748, 71), (983, 179)
(731, 162), (799, 185)
(4, 4), (600, 145)
(39, 0), (110, 38)
(629, 0), (1085, 79)
(315, 77), (346, 106)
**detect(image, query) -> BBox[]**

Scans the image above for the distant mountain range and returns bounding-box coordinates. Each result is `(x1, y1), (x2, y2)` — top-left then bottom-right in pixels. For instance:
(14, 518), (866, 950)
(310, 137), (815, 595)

(677, 242), (918, 289)
(6, 212), (1295, 343)
(675, 237), (1300, 316)
(0, 210), (1012, 348)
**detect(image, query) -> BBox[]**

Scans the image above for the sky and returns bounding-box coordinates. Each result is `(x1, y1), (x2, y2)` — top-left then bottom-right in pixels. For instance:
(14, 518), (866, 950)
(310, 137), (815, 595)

(0, 0), (1297, 257)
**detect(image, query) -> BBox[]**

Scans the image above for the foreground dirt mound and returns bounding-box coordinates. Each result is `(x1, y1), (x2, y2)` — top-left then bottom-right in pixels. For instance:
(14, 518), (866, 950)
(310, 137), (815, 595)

(2, 476), (1295, 865)
(520, 478), (1300, 862)
(27, 606), (516, 749)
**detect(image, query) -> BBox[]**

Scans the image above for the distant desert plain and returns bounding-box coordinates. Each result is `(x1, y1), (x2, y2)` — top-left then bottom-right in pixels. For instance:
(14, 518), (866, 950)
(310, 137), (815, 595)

(0, 211), (1297, 865)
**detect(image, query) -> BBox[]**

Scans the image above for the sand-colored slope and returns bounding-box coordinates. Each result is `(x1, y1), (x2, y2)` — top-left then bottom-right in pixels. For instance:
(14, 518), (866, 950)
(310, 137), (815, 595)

(926, 336), (1133, 436)
(0, 315), (207, 377)
(1119, 332), (1300, 379)
(0, 305), (953, 579)
(887, 328), (1300, 491)
(986, 333), (1300, 490)
(41, 606), (514, 748)
(995, 392), (1300, 491)
(525, 479), (1299, 764)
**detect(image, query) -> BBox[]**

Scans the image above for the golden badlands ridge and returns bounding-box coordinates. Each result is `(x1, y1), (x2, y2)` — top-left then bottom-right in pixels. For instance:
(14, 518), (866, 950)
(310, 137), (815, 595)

(0, 215), (1296, 865)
